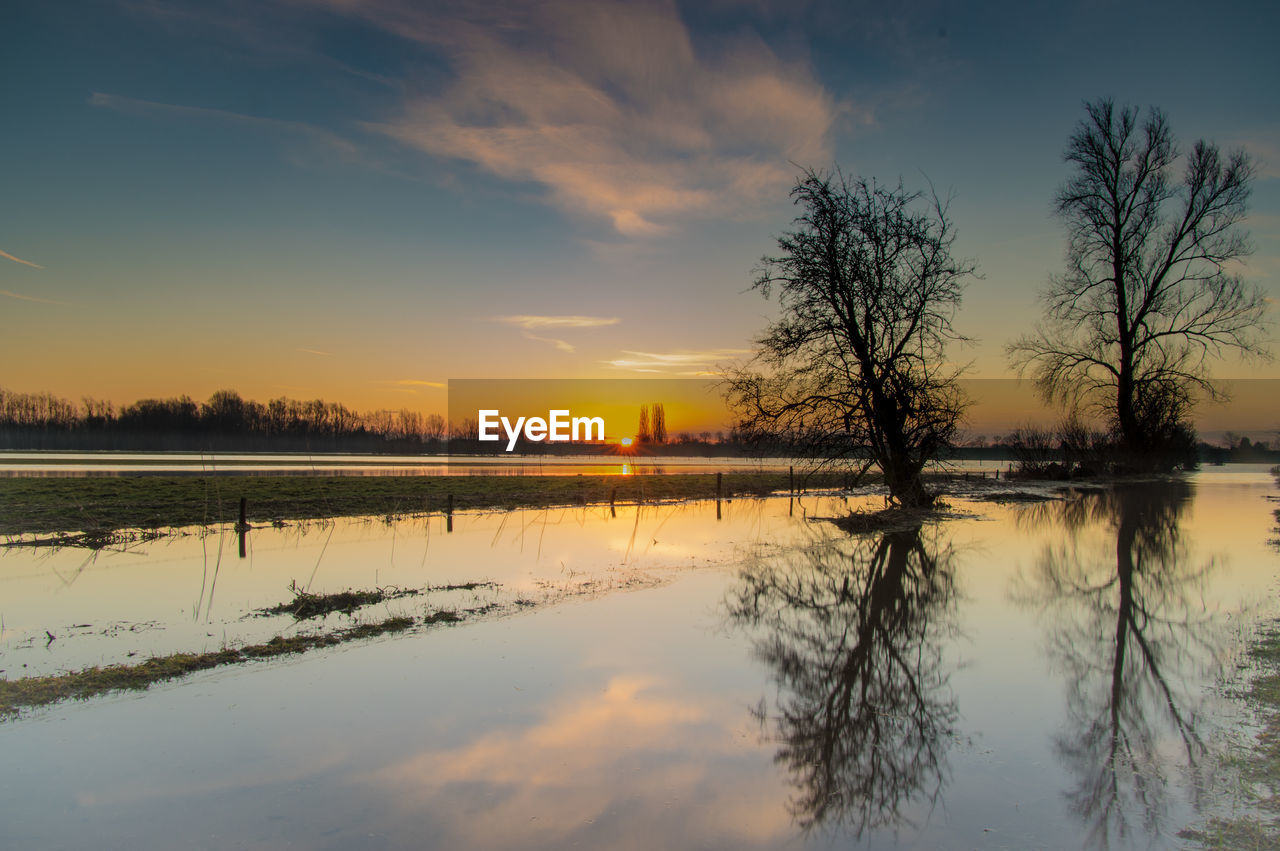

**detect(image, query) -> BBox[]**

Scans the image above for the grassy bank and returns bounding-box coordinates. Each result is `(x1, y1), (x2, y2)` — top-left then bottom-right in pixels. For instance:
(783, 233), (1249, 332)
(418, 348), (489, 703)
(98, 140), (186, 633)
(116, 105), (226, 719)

(1181, 619), (1280, 848)
(0, 470), (852, 539)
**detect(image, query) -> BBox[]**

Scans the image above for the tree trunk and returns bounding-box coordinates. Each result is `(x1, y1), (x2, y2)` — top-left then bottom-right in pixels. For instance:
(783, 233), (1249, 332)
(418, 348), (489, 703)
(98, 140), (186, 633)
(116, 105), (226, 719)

(1116, 367), (1138, 453)
(882, 455), (933, 508)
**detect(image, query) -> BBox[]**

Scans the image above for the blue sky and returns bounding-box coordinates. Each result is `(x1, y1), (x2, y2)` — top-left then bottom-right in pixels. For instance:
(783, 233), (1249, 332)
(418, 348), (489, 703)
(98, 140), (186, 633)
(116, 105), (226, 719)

(2, 0), (1277, 412)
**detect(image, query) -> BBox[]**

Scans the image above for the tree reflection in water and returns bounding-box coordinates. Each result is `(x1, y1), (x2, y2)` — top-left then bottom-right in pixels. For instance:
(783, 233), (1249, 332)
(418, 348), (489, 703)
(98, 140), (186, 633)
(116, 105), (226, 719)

(1012, 481), (1222, 848)
(727, 522), (959, 837)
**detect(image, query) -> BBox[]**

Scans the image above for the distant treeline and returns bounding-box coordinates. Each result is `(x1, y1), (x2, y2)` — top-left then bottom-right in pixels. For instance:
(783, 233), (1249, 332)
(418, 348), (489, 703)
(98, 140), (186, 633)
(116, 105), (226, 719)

(0, 388), (450, 453)
(995, 421), (1280, 477)
(0, 387), (764, 454)
(3, 386), (1276, 462)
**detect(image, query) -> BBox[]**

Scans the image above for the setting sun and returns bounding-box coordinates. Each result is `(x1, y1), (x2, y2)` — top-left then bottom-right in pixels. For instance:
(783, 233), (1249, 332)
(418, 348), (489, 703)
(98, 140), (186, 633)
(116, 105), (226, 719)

(619, 437), (633, 447)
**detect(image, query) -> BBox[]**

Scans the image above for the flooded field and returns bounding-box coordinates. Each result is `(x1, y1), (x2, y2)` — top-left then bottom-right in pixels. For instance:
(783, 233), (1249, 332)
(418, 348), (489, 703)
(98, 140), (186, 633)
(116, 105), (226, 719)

(1, 468), (1277, 849)
(0, 450), (1012, 478)
(0, 451), (808, 477)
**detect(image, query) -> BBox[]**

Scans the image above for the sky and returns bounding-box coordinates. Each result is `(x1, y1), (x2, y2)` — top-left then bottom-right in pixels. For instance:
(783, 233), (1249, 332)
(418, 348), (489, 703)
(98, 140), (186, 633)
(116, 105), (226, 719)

(2, 0), (1278, 418)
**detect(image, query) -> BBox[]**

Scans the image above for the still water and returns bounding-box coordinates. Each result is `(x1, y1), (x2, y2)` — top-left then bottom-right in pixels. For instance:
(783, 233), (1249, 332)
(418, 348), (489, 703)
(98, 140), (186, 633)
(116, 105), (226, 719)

(0, 451), (806, 477)
(0, 450), (1011, 478)
(1, 469), (1276, 849)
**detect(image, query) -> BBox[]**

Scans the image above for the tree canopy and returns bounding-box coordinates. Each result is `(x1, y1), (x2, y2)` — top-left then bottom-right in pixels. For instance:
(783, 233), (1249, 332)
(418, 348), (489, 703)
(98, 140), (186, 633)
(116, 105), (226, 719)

(1010, 99), (1270, 469)
(728, 168), (974, 507)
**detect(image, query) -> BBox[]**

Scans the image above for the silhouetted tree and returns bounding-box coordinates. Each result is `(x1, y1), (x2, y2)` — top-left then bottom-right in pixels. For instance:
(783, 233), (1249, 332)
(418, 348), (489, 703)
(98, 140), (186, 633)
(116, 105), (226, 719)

(728, 168), (974, 507)
(424, 413), (446, 442)
(728, 523), (958, 836)
(450, 416), (479, 441)
(637, 405), (652, 443)
(0, 388), (79, 430)
(0, 384), (459, 451)
(119, 396), (199, 432)
(651, 402), (667, 444)
(80, 397), (115, 430)
(1010, 99), (1270, 470)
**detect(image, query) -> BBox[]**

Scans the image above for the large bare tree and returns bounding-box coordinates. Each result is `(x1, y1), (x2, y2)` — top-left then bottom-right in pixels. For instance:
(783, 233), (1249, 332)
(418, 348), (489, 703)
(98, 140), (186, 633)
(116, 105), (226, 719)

(1010, 99), (1270, 468)
(727, 168), (974, 508)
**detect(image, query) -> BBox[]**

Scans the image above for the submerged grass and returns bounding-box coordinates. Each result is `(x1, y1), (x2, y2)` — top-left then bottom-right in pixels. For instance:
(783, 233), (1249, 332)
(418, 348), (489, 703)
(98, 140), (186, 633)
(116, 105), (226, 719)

(259, 581), (421, 620)
(0, 470), (853, 539)
(0, 615), (415, 719)
(829, 503), (961, 534)
(2, 577), (516, 719)
(1, 564), (665, 721)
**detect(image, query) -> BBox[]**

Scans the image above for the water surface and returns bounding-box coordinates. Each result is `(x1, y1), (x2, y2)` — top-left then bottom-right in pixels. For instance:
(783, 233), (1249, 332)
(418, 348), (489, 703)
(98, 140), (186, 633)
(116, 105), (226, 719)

(2, 469), (1276, 849)
(0, 451), (805, 477)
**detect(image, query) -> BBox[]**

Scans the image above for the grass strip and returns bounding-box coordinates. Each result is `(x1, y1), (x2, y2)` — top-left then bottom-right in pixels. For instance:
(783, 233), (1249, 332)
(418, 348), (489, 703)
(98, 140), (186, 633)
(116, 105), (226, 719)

(0, 470), (853, 538)
(259, 582), (421, 620)
(0, 615), (419, 719)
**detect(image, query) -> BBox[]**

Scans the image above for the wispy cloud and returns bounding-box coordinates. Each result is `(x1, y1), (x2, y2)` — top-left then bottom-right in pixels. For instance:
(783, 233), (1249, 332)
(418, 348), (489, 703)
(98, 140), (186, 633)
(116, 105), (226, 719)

(492, 314), (618, 352)
(1, 289), (71, 306)
(297, 347), (332, 356)
(0, 249), (42, 269)
(604, 348), (751, 375)
(336, 0), (834, 236)
(494, 315), (620, 330)
(90, 92), (359, 162)
(379, 378), (447, 388)
(522, 333), (576, 353)
(124, 0), (400, 88)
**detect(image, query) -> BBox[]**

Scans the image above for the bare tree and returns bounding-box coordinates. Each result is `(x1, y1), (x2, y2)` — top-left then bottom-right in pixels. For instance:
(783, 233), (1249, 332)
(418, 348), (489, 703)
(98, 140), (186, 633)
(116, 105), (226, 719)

(651, 402), (667, 444)
(727, 168), (974, 508)
(1010, 99), (1270, 469)
(423, 413), (446, 443)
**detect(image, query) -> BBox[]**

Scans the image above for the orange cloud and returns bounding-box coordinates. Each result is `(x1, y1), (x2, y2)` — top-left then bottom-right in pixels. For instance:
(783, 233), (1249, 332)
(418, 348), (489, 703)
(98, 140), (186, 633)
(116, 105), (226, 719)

(359, 675), (792, 847)
(492, 314), (620, 352)
(0, 249), (42, 269)
(1, 289), (70, 306)
(522, 332), (576, 353)
(495, 315), (620, 330)
(379, 378), (446, 388)
(350, 0), (835, 235)
(604, 349), (750, 374)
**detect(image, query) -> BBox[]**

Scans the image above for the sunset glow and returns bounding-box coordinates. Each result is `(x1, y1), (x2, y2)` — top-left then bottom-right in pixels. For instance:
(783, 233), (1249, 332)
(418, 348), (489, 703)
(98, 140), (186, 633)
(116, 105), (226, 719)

(0, 0), (1273, 413)
(3, 5), (1279, 850)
